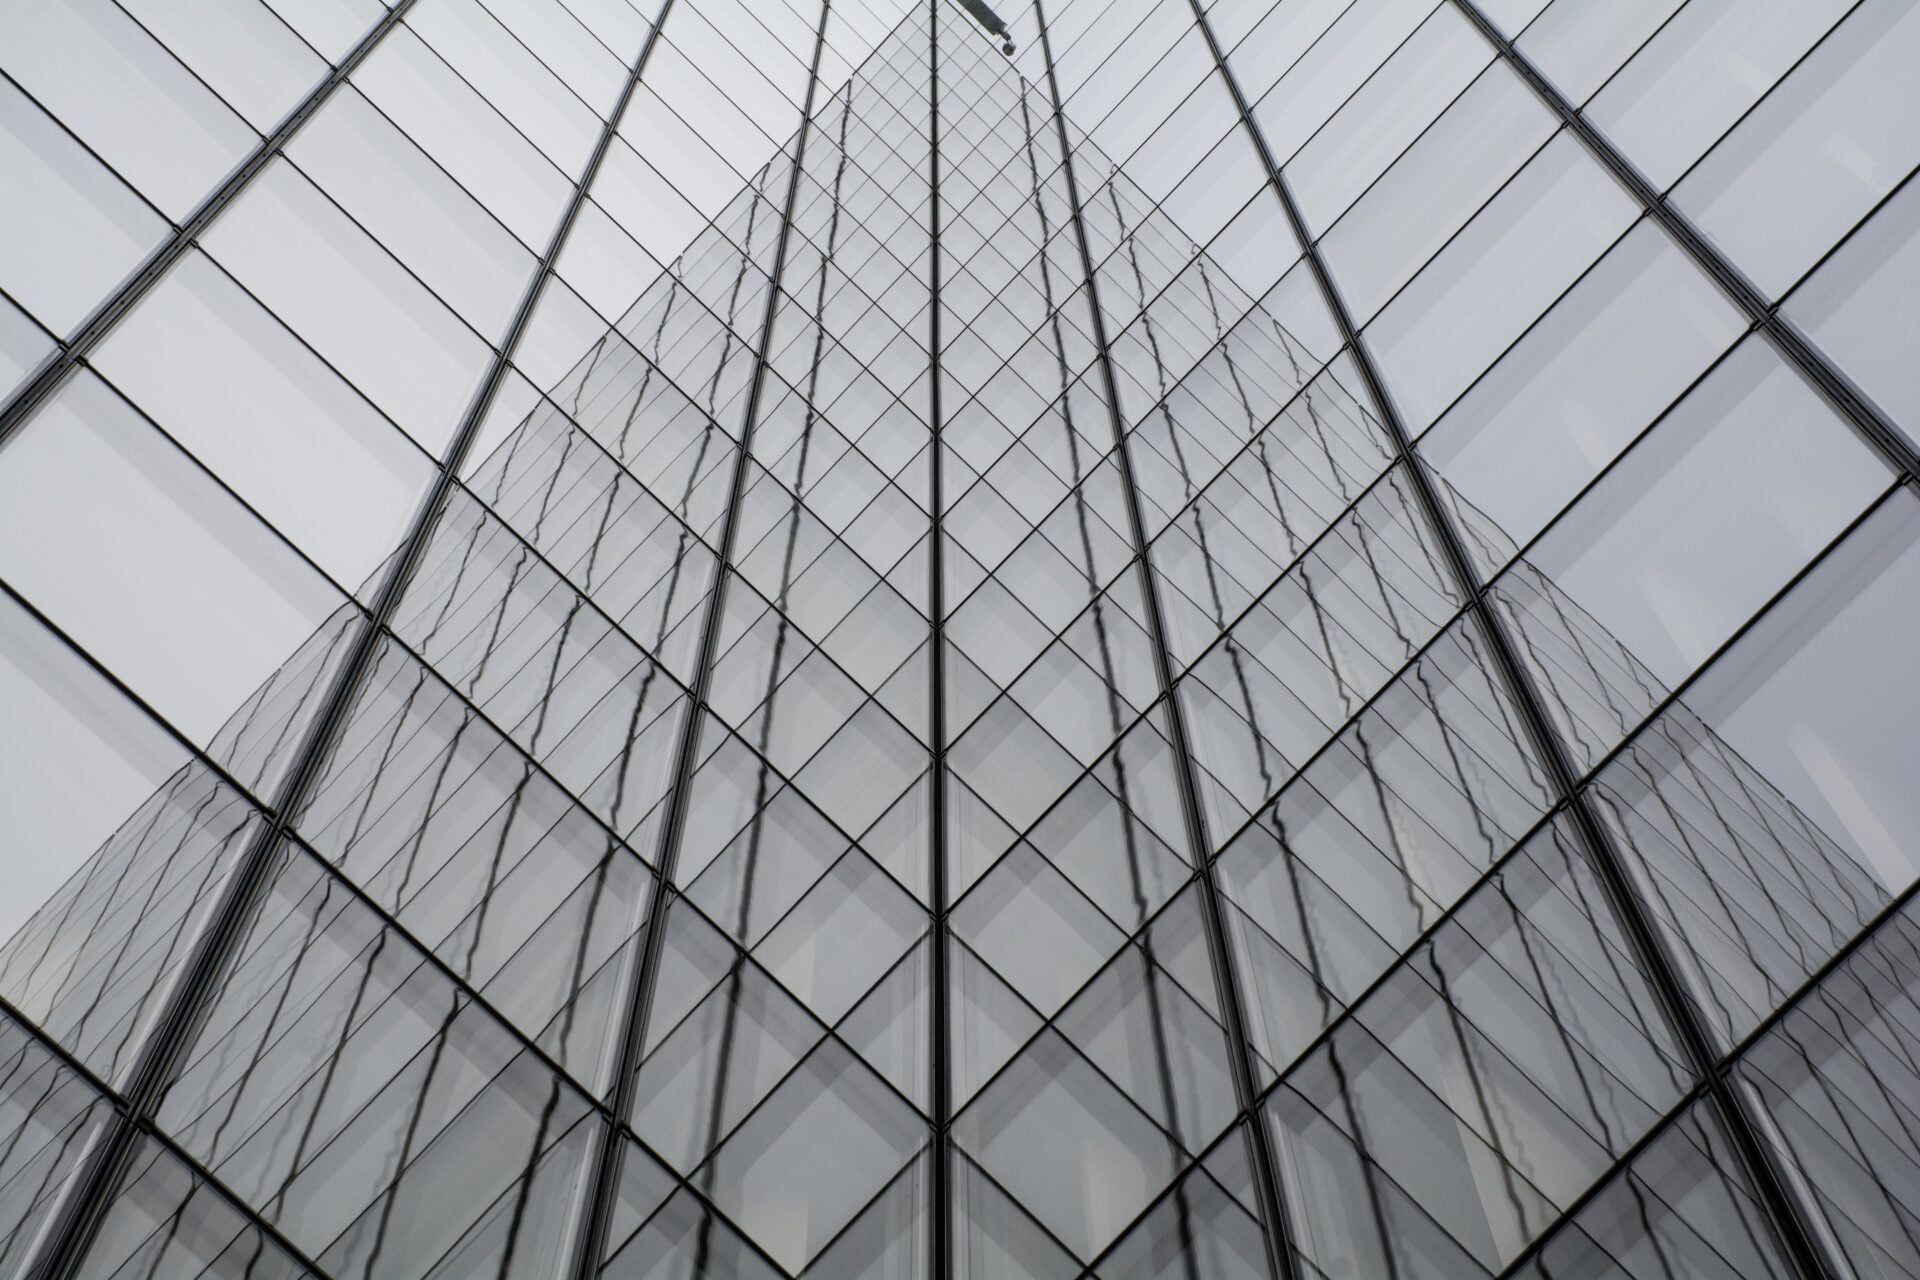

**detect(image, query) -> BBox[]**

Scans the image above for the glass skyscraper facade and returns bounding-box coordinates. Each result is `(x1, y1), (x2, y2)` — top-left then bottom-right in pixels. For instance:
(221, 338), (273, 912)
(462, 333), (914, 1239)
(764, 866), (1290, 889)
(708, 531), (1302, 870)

(3, 0), (1919, 1275)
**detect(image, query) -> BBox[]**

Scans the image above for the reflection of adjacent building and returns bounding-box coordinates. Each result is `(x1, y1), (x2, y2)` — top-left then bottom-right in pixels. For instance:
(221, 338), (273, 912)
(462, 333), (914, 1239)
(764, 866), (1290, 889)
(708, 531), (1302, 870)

(3, 1), (1919, 1277)
(4, 219), (1911, 1278)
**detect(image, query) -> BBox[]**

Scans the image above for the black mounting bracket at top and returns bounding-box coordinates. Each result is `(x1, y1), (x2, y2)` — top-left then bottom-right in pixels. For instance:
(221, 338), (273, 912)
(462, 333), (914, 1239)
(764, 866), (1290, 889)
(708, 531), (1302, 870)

(957, 0), (1016, 54)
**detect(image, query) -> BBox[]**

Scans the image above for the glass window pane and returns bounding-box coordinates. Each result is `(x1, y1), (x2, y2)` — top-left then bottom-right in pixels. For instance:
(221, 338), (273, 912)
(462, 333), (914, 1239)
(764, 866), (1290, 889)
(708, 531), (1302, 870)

(353, 25), (576, 248)
(1688, 488), (1920, 903)
(1516, 337), (1888, 690)
(263, 0), (383, 62)
(1286, 4), (1492, 237)
(703, 1040), (925, 1272)
(0, 594), (270, 1083)
(0, 370), (346, 745)
(1517, 0), (1683, 105)
(1674, 0), (1920, 299)
(0, 291), (55, 401)
(0, 77), (166, 336)
(1785, 173), (1920, 451)
(1512, 1101), (1795, 1280)
(94, 249), (434, 593)
(0, 1008), (113, 1275)
(1738, 900), (1920, 1279)
(1590, 0), (1857, 192)
(77, 1137), (324, 1278)
(0, 0), (257, 219)
(410, 0), (601, 179)
(1247, 0), (1437, 161)
(955, 1029), (1178, 1262)
(1367, 132), (1639, 433)
(1321, 62), (1555, 322)
(1420, 221), (1745, 578)
(1592, 490), (1920, 1049)
(115, 0), (329, 131)
(482, 0), (630, 117)
(290, 86), (540, 339)
(204, 158), (493, 456)
(0, 590), (188, 943)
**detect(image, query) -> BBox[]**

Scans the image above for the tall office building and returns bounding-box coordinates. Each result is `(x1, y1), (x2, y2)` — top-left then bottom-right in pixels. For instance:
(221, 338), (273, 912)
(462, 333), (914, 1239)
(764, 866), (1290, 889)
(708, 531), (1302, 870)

(3, 0), (1919, 1276)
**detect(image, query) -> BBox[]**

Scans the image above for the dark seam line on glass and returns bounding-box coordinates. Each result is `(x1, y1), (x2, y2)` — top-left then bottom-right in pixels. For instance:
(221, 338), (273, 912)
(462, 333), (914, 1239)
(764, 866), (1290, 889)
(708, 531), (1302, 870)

(76, 372), (360, 604)
(1195, 4), (1844, 1277)
(0, 577), (356, 864)
(395, 25), (596, 196)
(137, 244), (439, 468)
(1267, 0), (1458, 179)
(1068, 1111), (1284, 1279)
(949, 1141), (1099, 1266)
(1772, 158), (1920, 329)
(948, 1079), (1252, 1280)
(1484, 1080), (1722, 1279)
(462, 0), (628, 120)
(959, 535), (1477, 929)
(1446, 0), (1920, 488)
(1516, 481), (1902, 835)
(666, 4), (814, 117)
(0, 0), (422, 448)
(21, 3), (676, 1273)
(100, 0), (288, 141)
(1029, 6), (1300, 1279)
(928, 2), (953, 1277)
(1613, 0), (1870, 208)
(761, 1137), (927, 1269)
(596, 876), (932, 1140)
(0, 285), (60, 348)
(1720, 885), (1920, 1074)
(1447, 320), (1755, 576)
(1319, 111), (1563, 342)
(261, 146), (527, 353)
(0, 66), (174, 228)
(439, 481), (704, 697)
(1210, 0), (1372, 124)
(941, 858), (1398, 1195)
(128, 0), (331, 81)
(1559, 0), (1859, 136)
(568, 3), (836, 1276)
(7, 560), (685, 1122)
(1398, 206), (1660, 453)
(1303, 54), (1544, 272)
(1271, 1060), (1604, 1272)
(285, 82), (549, 259)
(0, 995), (338, 1280)
(1186, 480), (1903, 1104)
(1048, 3), (1191, 121)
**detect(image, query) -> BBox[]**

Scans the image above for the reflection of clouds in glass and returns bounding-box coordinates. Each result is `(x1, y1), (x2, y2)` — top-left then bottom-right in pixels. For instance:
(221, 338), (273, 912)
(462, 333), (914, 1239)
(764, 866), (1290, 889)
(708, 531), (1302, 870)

(1711, 493), (1920, 893)
(0, 598), (185, 943)
(1530, 339), (1886, 687)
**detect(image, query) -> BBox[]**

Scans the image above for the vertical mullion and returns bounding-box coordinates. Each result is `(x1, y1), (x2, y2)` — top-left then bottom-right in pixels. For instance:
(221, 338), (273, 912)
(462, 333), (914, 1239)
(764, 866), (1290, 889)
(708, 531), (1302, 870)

(566, 4), (838, 1276)
(1181, 3), (1840, 1277)
(1025, 6), (1301, 1279)
(927, 2), (953, 1277)
(1446, 0), (1920, 489)
(0, 0), (423, 446)
(22, 2), (683, 1274)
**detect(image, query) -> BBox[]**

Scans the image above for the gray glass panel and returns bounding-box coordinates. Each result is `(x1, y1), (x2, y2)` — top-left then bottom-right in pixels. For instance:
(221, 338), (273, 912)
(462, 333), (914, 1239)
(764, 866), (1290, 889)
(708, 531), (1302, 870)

(0, 78), (165, 337)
